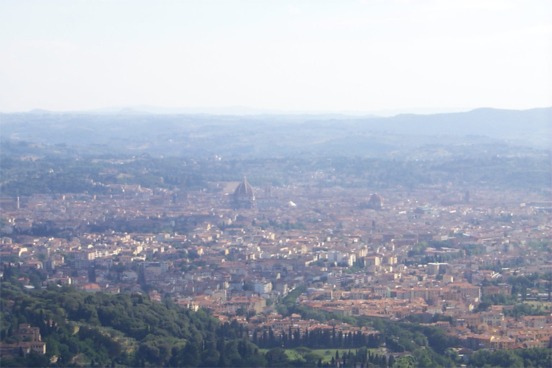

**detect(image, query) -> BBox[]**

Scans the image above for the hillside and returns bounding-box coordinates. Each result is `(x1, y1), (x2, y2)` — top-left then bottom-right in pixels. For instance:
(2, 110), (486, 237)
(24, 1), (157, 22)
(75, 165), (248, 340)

(1, 108), (550, 158)
(1, 278), (550, 367)
(0, 278), (263, 367)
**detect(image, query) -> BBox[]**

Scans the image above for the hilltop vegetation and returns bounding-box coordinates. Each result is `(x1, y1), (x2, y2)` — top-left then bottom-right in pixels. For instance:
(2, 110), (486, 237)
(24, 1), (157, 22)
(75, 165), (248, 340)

(0, 279), (265, 367)
(2, 279), (550, 367)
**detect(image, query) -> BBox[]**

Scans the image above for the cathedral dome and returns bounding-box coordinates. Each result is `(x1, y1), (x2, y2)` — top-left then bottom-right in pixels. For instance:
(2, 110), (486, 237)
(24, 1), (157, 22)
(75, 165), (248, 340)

(367, 193), (383, 210)
(232, 177), (255, 208)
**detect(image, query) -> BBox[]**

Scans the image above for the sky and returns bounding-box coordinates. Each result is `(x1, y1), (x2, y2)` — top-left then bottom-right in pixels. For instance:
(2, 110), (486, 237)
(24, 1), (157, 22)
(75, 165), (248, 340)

(0, 0), (551, 114)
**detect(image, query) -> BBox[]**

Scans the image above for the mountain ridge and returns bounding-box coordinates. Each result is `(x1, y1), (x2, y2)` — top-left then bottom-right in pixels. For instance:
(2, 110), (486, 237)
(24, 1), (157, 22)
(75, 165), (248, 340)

(1, 107), (550, 157)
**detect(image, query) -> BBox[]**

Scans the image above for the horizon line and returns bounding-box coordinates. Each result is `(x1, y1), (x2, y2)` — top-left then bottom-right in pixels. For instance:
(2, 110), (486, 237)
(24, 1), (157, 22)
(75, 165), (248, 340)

(1, 105), (551, 118)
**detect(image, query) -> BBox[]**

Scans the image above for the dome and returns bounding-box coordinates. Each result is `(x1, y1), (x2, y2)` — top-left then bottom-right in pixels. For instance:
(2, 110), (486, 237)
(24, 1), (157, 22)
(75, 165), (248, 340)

(234, 177), (254, 199)
(232, 177), (255, 208)
(367, 193), (383, 210)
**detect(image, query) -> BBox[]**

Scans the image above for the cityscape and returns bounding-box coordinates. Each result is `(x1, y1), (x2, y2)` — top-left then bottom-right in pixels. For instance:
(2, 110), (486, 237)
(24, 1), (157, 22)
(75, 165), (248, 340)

(1, 0), (551, 366)
(0, 109), (551, 367)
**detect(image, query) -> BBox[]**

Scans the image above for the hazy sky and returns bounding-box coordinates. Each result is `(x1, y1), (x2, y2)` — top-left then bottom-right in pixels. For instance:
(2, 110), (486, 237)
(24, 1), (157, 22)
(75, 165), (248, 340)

(1, 0), (551, 114)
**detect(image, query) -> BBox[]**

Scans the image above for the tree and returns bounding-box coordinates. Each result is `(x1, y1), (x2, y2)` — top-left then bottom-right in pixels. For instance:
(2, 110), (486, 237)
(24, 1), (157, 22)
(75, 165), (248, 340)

(392, 355), (415, 368)
(469, 349), (524, 368)
(266, 348), (289, 367)
(413, 348), (432, 367)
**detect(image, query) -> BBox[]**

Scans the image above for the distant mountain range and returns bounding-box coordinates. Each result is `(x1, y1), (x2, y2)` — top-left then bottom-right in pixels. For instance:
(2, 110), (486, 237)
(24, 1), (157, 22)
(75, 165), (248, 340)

(1, 107), (550, 158)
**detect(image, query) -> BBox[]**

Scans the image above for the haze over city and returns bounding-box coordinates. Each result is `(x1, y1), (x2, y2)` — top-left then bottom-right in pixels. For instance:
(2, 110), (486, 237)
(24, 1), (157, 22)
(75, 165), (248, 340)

(1, 0), (551, 114)
(1, 1), (552, 368)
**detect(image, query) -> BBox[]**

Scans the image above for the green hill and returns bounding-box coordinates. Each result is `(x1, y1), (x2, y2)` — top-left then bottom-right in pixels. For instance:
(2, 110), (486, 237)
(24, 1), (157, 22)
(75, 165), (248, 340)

(0, 280), (263, 367)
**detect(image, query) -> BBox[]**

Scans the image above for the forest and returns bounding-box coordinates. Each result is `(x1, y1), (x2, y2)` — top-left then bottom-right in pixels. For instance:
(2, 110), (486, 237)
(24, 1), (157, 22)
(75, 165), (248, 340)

(1, 278), (263, 367)
(1, 278), (550, 367)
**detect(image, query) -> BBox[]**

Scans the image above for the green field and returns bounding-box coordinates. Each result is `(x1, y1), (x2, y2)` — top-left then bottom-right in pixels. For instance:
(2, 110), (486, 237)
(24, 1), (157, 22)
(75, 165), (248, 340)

(260, 347), (385, 364)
